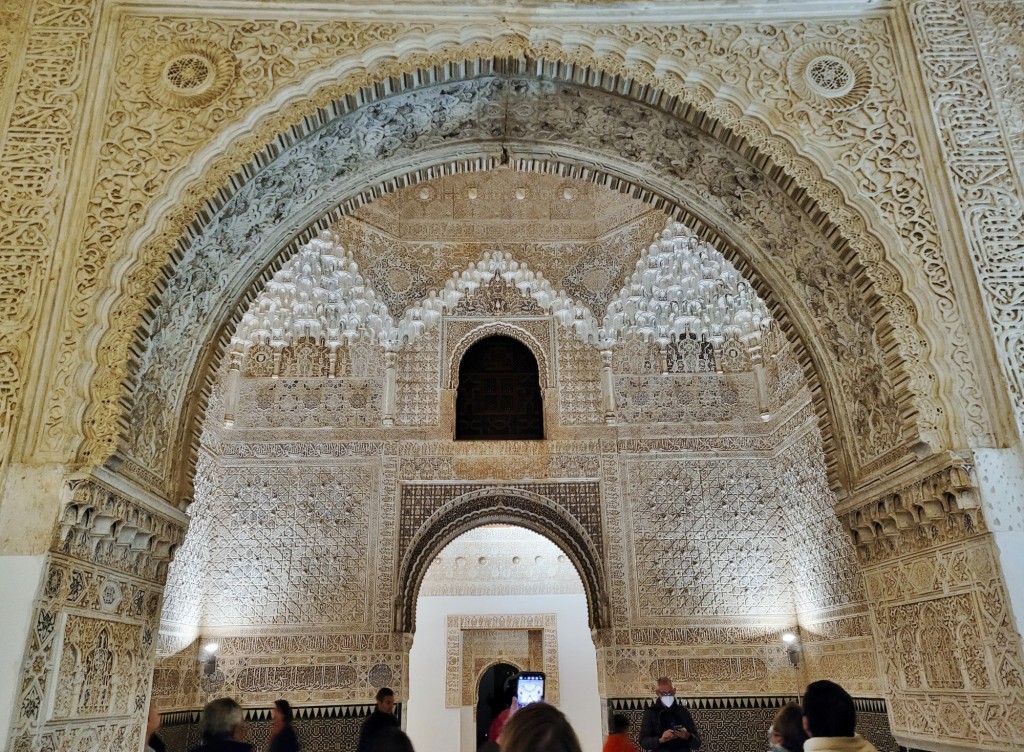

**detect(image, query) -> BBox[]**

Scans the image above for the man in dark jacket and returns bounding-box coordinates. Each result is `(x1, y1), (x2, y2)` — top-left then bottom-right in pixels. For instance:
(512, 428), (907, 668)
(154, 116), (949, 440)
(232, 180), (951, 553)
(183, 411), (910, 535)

(356, 687), (400, 752)
(639, 677), (702, 751)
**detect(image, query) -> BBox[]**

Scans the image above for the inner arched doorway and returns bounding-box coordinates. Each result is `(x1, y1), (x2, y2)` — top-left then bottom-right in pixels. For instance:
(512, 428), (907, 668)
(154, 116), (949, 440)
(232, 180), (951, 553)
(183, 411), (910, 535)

(142, 169), (903, 752)
(476, 662), (518, 748)
(406, 525), (602, 752)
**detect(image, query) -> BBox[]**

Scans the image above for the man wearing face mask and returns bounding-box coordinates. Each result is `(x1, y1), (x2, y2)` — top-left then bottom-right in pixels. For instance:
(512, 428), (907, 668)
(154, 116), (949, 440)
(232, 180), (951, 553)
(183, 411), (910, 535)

(639, 677), (702, 751)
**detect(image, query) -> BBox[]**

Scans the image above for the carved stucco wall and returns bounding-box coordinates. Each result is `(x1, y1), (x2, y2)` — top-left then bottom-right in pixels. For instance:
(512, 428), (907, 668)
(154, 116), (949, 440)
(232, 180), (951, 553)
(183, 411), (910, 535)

(842, 459), (1024, 750)
(3, 4), (1024, 752)
(154, 267), (876, 710)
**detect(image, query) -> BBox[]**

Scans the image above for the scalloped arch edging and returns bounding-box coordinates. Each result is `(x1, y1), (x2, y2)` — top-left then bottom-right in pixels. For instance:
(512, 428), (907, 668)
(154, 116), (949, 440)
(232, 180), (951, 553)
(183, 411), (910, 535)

(75, 35), (962, 504)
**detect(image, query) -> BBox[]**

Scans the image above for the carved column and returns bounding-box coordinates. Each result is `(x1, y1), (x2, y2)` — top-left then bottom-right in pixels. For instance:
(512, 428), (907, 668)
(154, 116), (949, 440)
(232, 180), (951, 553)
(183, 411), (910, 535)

(382, 350), (398, 427)
(4, 474), (186, 752)
(840, 455), (1024, 751)
(752, 362), (770, 421)
(600, 350), (616, 425)
(222, 351), (242, 427)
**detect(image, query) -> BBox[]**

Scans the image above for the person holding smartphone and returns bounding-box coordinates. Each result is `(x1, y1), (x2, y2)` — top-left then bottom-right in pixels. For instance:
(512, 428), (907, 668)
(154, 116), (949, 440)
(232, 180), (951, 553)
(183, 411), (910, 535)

(638, 678), (702, 751)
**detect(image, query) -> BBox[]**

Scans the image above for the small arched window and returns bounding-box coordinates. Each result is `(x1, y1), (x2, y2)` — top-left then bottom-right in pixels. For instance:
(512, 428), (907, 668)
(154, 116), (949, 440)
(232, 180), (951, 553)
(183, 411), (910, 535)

(455, 336), (544, 440)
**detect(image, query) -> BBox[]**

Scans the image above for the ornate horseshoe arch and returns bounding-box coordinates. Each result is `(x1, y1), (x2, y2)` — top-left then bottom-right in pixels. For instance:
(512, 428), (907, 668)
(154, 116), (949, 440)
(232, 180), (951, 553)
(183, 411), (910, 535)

(446, 322), (552, 391)
(395, 488), (609, 634)
(82, 48), (974, 506)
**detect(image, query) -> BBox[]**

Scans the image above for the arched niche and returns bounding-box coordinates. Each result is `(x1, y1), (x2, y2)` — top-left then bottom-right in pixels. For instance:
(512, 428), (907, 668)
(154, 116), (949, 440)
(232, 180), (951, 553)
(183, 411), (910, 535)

(95, 59), (944, 506)
(447, 323), (551, 391)
(455, 336), (544, 441)
(395, 488), (610, 634)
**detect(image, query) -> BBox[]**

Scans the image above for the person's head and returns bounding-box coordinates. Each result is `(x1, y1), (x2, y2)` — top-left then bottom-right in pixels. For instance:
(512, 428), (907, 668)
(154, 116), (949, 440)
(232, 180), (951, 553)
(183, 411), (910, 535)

(610, 714), (630, 735)
(655, 676), (675, 707)
(802, 680), (856, 738)
(199, 697), (244, 740)
(376, 687), (396, 714)
(272, 699), (293, 725)
(371, 727), (415, 752)
(501, 703), (583, 752)
(770, 702), (807, 751)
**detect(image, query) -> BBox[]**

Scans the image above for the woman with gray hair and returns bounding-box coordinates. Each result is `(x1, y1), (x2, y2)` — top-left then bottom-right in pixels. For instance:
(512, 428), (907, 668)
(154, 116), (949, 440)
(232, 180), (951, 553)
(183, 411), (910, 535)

(189, 698), (253, 752)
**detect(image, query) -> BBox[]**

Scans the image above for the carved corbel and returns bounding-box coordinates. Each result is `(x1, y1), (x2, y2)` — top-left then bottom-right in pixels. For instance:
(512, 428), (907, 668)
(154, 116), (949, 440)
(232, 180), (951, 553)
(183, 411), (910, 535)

(840, 457), (984, 561)
(54, 477), (187, 583)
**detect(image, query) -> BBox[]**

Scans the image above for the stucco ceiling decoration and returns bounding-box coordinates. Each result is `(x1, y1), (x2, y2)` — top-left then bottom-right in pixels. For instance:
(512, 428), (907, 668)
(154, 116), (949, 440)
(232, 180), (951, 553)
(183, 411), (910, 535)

(229, 218), (771, 359)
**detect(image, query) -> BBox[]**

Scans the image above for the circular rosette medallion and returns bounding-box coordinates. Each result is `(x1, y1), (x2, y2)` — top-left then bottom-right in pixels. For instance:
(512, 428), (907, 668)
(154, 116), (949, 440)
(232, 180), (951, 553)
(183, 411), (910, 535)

(146, 40), (237, 110)
(787, 42), (872, 112)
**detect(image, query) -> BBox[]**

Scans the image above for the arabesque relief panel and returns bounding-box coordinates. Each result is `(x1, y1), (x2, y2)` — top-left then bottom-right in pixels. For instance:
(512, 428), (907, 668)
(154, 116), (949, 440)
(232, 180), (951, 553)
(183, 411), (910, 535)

(154, 632), (408, 711)
(843, 459), (1024, 749)
(0, 0), (97, 477)
(910, 0), (1024, 445)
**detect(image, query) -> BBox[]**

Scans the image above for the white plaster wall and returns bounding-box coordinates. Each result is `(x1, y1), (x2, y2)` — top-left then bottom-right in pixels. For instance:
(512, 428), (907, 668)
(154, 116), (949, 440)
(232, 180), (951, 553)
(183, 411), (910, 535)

(974, 446), (1024, 634)
(0, 555), (46, 743)
(407, 593), (602, 752)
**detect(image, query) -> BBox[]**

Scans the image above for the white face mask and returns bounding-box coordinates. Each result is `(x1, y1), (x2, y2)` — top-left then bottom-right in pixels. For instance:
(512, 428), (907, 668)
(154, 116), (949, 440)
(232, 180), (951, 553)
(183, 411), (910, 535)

(660, 695), (674, 708)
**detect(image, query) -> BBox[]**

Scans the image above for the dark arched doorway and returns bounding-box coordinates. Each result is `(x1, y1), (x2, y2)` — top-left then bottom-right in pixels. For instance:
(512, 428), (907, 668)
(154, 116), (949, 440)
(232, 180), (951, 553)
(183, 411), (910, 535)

(476, 662), (519, 748)
(455, 336), (544, 440)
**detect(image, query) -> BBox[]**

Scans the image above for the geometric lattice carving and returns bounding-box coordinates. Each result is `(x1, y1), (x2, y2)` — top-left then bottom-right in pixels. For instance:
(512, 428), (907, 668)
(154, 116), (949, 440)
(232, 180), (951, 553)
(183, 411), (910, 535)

(399, 481), (604, 556)
(145, 40), (236, 110)
(615, 373), (759, 424)
(787, 42), (872, 111)
(170, 461), (378, 628)
(625, 457), (788, 617)
(234, 378), (383, 429)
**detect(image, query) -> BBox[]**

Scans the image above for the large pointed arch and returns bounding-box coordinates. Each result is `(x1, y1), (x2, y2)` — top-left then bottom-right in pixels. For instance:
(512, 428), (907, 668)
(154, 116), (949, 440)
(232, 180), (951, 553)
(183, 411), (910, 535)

(69, 47), (974, 506)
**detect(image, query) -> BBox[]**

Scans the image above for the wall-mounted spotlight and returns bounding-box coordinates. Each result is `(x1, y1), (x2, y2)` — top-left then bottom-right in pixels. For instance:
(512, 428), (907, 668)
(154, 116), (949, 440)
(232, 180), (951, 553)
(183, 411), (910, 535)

(200, 642), (219, 675)
(782, 632), (801, 669)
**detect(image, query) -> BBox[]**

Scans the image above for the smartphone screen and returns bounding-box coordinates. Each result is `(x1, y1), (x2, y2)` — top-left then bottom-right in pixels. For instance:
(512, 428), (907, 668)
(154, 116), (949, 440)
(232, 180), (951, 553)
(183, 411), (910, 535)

(516, 673), (545, 706)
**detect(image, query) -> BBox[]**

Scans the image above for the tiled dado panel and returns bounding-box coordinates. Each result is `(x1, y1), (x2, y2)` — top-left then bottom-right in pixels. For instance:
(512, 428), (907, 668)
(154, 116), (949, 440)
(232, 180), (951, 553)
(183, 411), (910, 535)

(159, 704), (401, 752)
(607, 697), (898, 752)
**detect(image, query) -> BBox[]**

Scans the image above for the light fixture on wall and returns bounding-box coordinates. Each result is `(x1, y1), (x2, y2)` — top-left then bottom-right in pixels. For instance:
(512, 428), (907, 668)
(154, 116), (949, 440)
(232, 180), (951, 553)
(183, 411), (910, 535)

(200, 641), (219, 675)
(782, 632), (801, 669)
